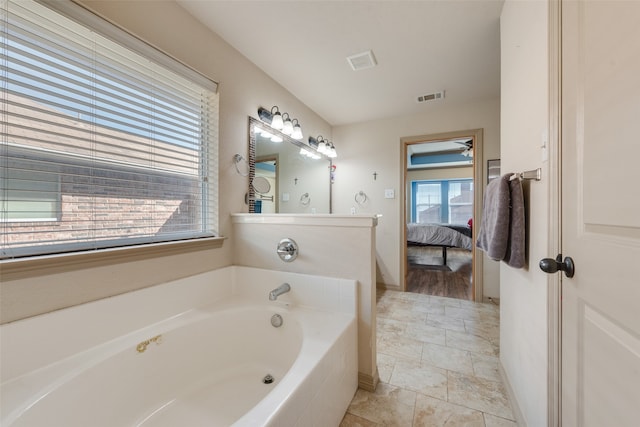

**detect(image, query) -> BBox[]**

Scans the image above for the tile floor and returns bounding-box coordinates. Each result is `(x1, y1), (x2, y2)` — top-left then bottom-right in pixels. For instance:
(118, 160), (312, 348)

(340, 289), (517, 427)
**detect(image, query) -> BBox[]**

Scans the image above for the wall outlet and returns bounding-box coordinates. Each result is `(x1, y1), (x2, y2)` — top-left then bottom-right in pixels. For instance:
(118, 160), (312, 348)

(384, 189), (395, 199)
(350, 207), (356, 215)
(282, 193), (290, 202)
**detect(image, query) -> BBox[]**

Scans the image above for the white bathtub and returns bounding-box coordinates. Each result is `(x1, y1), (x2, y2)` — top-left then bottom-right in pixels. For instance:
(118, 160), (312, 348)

(0, 266), (358, 426)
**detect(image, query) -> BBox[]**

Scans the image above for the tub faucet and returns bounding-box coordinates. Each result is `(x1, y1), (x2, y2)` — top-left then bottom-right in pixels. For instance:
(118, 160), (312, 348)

(269, 283), (291, 301)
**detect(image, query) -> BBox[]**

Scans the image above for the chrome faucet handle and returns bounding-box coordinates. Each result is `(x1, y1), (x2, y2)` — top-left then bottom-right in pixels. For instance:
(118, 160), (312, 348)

(277, 246), (294, 254)
(277, 238), (298, 262)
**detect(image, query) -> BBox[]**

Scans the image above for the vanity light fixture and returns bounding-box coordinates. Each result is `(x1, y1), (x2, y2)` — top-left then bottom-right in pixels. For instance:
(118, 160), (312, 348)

(257, 106), (303, 140)
(308, 136), (337, 159)
(258, 106), (285, 130)
(316, 135), (328, 154)
(291, 119), (303, 140)
(327, 142), (337, 158)
(281, 113), (293, 135)
(270, 106), (284, 130)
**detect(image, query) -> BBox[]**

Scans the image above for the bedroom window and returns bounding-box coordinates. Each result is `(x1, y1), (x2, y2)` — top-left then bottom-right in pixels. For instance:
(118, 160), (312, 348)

(1, 0), (219, 259)
(411, 179), (473, 224)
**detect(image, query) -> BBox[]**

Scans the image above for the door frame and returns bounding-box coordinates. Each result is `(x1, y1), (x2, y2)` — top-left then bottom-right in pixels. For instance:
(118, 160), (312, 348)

(400, 128), (484, 302)
(547, 0), (562, 425)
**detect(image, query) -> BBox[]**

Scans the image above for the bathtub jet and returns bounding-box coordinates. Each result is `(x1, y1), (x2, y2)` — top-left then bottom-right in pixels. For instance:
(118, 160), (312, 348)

(268, 283), (291, 301)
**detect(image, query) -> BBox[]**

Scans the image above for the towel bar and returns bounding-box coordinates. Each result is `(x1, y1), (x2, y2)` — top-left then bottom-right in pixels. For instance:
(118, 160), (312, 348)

(511, 168), (541, 181)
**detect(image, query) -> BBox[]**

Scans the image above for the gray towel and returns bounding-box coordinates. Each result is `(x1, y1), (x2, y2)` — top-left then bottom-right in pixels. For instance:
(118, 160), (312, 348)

(476, 174), (511, 260)
(503, 178), (526, 268)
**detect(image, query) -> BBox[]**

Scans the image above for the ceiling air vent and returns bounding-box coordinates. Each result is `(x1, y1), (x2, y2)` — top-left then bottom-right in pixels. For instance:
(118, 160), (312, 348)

(347, 50), (377, 71)
(417, 91), (445, 103)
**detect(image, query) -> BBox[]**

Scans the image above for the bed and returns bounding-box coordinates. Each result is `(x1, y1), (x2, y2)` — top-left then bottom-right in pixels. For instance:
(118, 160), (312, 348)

(406, 223), (472, 265)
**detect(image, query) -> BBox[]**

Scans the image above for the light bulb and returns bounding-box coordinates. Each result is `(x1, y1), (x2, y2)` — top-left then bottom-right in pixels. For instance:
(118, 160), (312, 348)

(292, 123), (303, 140)
(318, 140), (327, 153)
(271, 110), (283, 130)
(282, 114), (293, 135)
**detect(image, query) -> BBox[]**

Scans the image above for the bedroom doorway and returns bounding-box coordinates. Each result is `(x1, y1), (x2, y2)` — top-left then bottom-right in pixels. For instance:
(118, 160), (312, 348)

(400, 129), (484, 301)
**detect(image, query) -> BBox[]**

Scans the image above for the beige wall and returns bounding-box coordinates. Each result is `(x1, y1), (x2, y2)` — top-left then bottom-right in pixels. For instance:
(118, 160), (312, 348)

(1, 0), (332, 323)
(500, 0), (550, 425)
(332, 99), (501, 297)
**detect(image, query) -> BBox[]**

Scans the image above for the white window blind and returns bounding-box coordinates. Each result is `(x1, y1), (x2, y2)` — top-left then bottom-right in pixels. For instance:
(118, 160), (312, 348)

(1, 0), (219, 259)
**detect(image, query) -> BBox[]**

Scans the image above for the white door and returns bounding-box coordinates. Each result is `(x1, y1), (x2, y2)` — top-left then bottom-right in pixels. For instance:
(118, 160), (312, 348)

(561, 0), (640, 425)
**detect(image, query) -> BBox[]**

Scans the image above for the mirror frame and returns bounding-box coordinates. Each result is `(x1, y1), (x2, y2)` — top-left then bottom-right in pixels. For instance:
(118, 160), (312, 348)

(247, 116), (332, 213)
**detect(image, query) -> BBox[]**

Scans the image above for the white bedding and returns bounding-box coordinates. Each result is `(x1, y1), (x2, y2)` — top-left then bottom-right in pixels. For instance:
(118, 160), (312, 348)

(406, 223), (472, 250)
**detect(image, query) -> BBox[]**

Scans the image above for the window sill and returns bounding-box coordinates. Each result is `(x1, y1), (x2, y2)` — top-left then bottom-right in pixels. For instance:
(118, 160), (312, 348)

(0, 237), (226, 282)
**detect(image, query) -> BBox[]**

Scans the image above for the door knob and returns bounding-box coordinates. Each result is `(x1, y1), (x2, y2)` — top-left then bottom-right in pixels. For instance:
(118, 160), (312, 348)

(539, 254), (575, 278)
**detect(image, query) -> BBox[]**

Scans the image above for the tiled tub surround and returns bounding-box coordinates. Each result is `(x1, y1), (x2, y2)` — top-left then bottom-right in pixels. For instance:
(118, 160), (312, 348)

(341, 289), (516, 427)
(0, 267), (357, 427)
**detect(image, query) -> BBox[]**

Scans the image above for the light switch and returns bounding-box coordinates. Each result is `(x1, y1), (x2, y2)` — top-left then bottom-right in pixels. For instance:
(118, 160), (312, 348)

(384, 189), (395, 199)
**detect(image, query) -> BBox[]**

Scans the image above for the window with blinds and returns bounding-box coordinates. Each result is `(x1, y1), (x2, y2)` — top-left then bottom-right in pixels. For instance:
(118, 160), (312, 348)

(1, 0), (219, 259)
(411, 179), (473, 224)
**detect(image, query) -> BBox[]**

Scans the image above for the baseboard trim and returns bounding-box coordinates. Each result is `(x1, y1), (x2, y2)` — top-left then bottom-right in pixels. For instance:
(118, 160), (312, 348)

(377, 282), (401, 292)
(499, 361), (526, 426)
(358, 370), (379, 392)
(483, 296), (500, 305)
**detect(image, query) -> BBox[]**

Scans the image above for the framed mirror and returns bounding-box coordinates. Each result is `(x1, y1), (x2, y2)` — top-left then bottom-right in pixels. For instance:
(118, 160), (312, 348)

(248, 117), (332, 213)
